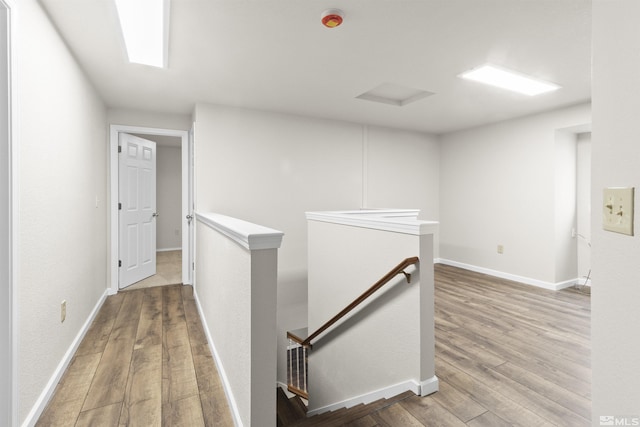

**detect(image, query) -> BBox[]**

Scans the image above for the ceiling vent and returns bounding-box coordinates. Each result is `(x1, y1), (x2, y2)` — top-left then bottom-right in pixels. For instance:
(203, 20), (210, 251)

(356, 83), (434, 107)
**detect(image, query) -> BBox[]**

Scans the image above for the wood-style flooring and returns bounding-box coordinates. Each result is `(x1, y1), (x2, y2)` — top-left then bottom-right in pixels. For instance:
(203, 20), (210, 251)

(36, 285), (233, 426)
(38, 264), (591, 426)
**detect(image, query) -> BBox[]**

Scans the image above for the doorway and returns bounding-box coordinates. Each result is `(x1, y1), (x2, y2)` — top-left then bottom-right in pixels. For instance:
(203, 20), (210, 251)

(109, 125), (193, 294)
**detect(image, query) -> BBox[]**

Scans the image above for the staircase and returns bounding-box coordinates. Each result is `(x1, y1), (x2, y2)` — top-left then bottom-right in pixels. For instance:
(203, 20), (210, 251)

(276, 387), (414, 426)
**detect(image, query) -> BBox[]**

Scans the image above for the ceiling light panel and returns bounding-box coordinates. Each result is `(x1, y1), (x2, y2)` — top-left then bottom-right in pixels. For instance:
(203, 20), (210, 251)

(459, 64), (560, 96)
(115, 0), (169, 68)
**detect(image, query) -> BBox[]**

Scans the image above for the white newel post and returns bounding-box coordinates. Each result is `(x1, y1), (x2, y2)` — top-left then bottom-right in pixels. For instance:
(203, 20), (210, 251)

(194, 212), (284, 427)
(305, 210), (439, 415)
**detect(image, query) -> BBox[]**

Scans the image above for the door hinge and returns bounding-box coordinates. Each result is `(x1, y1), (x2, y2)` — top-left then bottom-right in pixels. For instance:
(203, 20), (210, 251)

(118, 145), (122, 153)
(118, 260), (122, 267)
(192, 262), (195, 270)
(118, 202), (122, 210)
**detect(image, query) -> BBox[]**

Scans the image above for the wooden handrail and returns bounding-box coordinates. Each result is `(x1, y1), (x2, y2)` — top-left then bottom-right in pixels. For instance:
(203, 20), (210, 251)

(300, 256), (419, 347)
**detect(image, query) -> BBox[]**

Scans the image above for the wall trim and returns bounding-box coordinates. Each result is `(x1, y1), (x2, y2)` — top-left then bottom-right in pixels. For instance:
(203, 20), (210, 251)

(307, 379), (422, 417)
(418, 375), (439, 397)
(193, 289), (243, 427)
(195, 211), (284, 251)
(306, 209), (438, 236)
(21, 290), (108, 427)
(436, 258), (577, 291)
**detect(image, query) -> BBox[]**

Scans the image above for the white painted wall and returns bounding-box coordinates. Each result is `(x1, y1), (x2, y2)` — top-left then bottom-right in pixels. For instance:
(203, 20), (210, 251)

(439, 103), (590, 286)
(366, 125), (440, 248)
(156, 145), (182, 250)
(0, 2), (12, 424)
(592, 1), (640, 419)
(16, 0), (108, 423)
(107, 108), (192, 131)
(576, 132), (591, 283)
(306, 216), (436, 414)
(193, 103), (440, 385)
(554, 130), (578, 283)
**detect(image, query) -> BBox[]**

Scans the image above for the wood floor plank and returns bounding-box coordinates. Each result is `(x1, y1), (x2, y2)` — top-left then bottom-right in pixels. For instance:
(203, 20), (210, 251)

(76, 402), (123, 427)
(119, 344), (162, 426)
(36, 353), (102, 426)
(428, 379), (487, 423)
(492, 362), (591, 420)
(467, 411), (513, 427)
(135, 286), (163, 350)
(164, 394), (205, 427)
(199, 390), (235, 427)
(436, 357), (556, 427)
(81, 291), (143, 411)
(342, 415), (379, 427)
(370, 404), (424, 427)
(399, 394), (468, 426)
(75, 293), (125, 357)
(163, 341), (200, 403)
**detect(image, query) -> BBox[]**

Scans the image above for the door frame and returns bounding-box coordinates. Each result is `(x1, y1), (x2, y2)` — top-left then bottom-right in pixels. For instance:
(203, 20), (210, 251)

(1, 0), (17, 424)
(109, 124), (192, 294)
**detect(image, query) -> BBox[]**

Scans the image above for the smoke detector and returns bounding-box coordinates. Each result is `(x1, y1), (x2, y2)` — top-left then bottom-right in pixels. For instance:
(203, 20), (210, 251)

(321, 9), (344, 28)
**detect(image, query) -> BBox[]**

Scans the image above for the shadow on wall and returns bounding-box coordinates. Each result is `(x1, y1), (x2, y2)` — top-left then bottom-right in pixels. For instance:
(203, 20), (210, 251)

(311, 274), (413, 352)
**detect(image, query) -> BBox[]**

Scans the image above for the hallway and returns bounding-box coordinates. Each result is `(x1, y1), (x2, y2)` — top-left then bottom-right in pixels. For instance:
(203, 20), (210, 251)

(36, 285), (233, 426)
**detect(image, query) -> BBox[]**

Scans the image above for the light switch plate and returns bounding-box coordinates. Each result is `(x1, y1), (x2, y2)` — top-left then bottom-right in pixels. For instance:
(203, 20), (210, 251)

(603, 187), (634, 236)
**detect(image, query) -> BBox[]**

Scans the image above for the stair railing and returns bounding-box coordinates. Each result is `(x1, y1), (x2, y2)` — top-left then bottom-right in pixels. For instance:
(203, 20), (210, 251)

(303, 256), (419, 348)
(286, 257), (419, 398)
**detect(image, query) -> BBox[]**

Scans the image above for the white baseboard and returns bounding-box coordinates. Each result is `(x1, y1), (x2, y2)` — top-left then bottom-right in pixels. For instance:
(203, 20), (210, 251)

(437, 258), (578, 291)
(157, 247), (181, 252)
(22, 289), (109, 427)
(418, 375), (439, 397)
(307, 379), (428, 417)
(193, 290), (243, 427)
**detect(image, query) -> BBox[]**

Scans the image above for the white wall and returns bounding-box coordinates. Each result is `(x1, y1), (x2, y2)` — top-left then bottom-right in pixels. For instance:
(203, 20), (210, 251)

(0, 2), (12, 425)
(156, 145), (182, 250)
(193, 103), (440, 384)
(307, 217), (435, 413)
(554, 130), (578, 283)
(592, 1), (640, 419)
(16, 0), (108, 423)
(576, 133), (591, 282)
(439, 103), (590, 286)
(107, 108), (192, 131)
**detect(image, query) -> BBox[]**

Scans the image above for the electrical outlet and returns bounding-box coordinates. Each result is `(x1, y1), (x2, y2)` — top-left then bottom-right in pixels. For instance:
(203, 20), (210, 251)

(497, 245), (504, 254)
(61, 300), (66, 323)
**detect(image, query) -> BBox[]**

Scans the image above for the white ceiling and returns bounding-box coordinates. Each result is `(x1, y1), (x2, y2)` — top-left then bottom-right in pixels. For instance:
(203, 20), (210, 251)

(40, 0), (591, 134)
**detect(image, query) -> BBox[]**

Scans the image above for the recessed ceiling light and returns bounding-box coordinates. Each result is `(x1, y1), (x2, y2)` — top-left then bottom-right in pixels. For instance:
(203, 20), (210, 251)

(114, 0), (169, 68)
(459, 64), (560, 96)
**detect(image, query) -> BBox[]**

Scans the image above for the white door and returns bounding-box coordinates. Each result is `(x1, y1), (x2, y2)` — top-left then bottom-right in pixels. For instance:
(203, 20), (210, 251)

(119, 133), (157, 288)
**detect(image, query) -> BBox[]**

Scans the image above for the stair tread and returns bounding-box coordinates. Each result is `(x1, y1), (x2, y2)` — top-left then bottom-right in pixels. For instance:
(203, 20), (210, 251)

(277, 387), (306, 426)
(291, 390), (416, 426)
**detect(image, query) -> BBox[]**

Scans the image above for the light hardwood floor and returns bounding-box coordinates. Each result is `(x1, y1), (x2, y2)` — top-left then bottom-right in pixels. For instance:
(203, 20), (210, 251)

(38, 264), (591, 426)
(36, 285), (233, 426)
